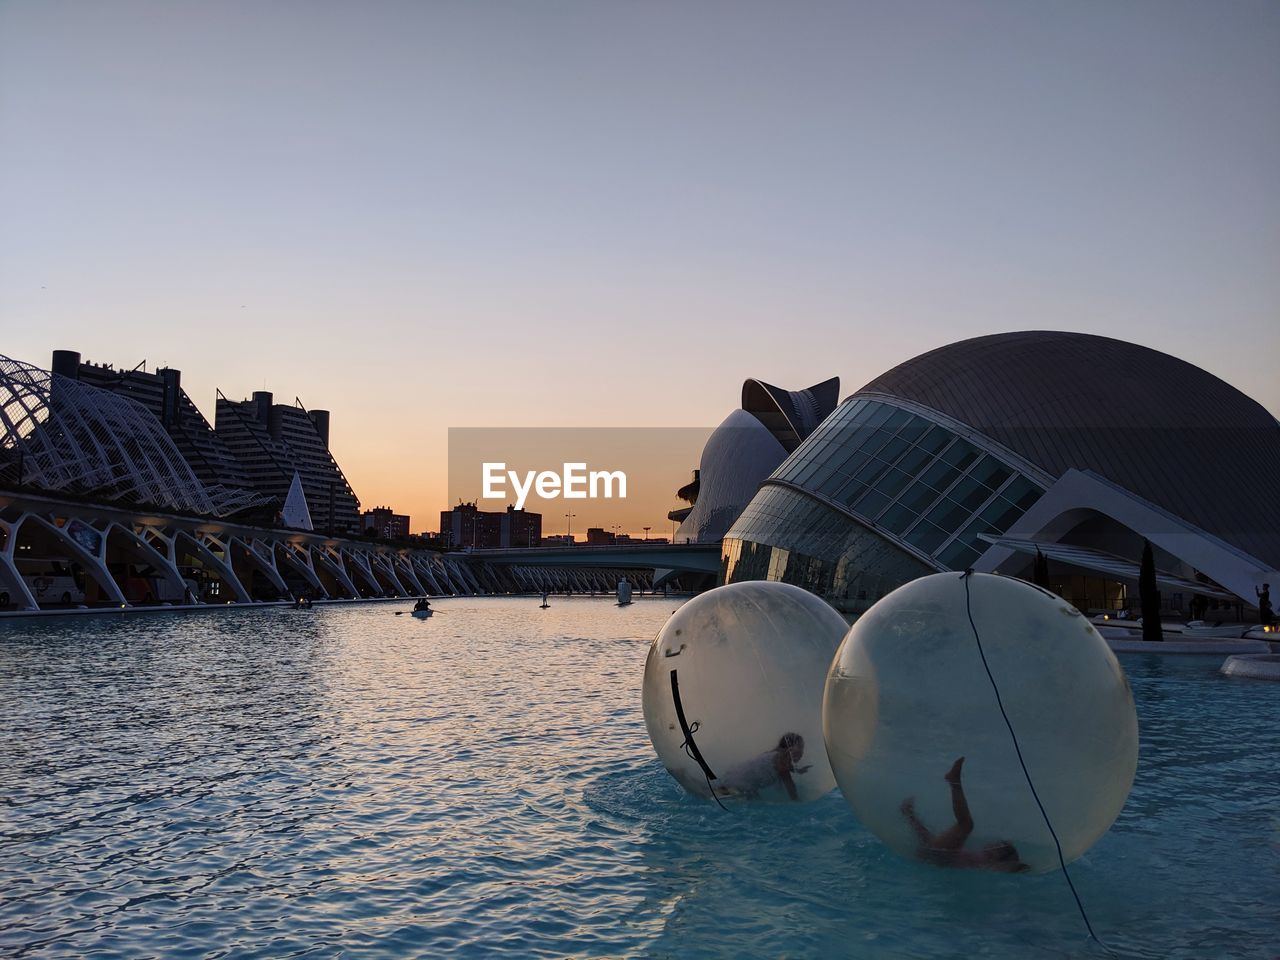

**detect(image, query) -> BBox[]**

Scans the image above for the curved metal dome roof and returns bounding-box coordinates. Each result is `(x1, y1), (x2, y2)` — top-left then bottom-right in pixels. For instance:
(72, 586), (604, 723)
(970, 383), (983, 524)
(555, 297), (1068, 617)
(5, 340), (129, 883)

(855, 331), (1280, 567)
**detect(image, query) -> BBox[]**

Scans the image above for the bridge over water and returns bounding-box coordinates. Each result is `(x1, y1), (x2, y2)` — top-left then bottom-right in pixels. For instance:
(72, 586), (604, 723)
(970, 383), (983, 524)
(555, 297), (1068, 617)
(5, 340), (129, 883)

(451, 542), (722, 594)
(0, 487), (722, 613)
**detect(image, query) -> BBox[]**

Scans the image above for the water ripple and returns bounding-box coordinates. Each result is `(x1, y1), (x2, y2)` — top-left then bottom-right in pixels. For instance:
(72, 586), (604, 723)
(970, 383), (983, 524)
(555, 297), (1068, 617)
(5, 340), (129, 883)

(1, 601), (1276, 958)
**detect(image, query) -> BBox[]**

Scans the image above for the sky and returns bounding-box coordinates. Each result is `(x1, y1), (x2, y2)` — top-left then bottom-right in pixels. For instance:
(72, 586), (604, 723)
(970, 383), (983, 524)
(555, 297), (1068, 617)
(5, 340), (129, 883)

(2, 0), (1277, 535)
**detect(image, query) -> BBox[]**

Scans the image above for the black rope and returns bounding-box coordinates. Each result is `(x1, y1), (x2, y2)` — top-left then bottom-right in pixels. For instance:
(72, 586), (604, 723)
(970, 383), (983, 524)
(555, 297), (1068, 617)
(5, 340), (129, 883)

(960, 571), (1110, 952)
(670, 669), (728, 811)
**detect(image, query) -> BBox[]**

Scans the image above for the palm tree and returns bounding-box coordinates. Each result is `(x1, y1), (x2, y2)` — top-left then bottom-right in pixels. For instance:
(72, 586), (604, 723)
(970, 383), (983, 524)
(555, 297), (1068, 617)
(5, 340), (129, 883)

(1033, 548), (1051, 590)
(1140, 540), (1163, 642)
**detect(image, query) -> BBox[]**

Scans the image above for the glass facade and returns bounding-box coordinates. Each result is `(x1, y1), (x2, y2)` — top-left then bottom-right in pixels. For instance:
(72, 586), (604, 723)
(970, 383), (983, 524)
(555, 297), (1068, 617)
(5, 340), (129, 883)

(721, 485), (933, 613)
(723, 398), (1046, 611)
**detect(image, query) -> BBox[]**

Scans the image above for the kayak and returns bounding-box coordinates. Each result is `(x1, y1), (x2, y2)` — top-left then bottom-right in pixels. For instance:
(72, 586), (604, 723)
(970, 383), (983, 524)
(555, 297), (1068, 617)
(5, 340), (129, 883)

(411, 609), (433, 619)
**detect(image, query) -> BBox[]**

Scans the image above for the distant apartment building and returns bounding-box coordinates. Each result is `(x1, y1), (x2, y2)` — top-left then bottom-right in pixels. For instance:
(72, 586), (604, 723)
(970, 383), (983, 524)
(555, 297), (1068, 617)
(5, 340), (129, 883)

(215, 391), (361, 534)
(52, 350), (254, 498)
(363, 506), (411, 539)
(440, 503), (542, 549)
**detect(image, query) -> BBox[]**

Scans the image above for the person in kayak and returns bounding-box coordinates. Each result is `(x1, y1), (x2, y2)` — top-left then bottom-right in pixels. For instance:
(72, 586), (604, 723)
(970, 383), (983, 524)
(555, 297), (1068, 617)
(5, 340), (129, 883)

(899, 756), (1029, 872)
(413, 597), (431, 613)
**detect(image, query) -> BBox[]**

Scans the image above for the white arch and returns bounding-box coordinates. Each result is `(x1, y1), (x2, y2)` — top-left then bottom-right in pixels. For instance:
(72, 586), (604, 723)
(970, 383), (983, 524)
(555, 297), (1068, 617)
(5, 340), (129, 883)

(369, 554), (408, 596)
(341, 549), (385, 596)
(392, 554), (426, 595)
(309, 546), (359, 599)
(172, 530), (252, 603)
(228, 536), (289, 599)
(104, 522), (188, 600)
(411, 556), (447, 595)
(274, 542), (327, 598)
(0, 518), (38, 610)
(11, 513), (126, 605)
(975, 468), (1278, 603)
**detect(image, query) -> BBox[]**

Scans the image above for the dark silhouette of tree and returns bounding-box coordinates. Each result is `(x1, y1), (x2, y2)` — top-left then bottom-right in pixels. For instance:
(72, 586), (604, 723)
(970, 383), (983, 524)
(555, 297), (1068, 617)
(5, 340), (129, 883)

(1140, 540), (1163, 642)
(1033, 548), (1051, 590)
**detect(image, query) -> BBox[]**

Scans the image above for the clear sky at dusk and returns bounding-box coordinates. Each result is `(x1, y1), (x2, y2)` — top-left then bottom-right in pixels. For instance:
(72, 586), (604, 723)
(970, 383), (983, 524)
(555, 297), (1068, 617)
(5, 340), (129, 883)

(2, 0), (1277, 534)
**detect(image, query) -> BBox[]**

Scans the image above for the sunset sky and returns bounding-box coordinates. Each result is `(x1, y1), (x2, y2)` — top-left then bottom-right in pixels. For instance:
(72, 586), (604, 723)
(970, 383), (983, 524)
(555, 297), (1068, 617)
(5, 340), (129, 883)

(2, 1), (1277, 535)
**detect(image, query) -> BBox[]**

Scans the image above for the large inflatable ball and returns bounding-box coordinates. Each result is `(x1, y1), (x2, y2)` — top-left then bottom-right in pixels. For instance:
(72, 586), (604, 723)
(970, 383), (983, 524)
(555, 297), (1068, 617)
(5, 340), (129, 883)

(642, 581), (848, 803)
(823, 572), (1138, 873)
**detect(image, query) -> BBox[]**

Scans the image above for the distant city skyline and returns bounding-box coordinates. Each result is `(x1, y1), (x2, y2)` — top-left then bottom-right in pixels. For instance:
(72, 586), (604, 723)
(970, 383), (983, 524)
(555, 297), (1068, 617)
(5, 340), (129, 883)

(3, 1), (1277, 531)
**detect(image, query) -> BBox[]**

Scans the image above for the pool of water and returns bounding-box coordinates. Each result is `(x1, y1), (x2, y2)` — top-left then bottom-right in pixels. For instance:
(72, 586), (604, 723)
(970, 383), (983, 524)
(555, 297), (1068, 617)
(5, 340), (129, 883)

(1, 598), (1276, 958)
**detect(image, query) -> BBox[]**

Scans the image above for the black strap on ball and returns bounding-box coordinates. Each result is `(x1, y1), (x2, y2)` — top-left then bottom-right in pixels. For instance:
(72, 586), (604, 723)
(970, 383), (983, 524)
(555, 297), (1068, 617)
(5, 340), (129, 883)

(670, 669), (728, 810)
(961, 570), (1109, 953)
(670, 669), (717, 781)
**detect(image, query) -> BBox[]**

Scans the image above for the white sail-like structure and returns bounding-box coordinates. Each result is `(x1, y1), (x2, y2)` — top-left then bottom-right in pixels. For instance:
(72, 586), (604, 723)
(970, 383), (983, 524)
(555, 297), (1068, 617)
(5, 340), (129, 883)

(281, 471), (314, 531)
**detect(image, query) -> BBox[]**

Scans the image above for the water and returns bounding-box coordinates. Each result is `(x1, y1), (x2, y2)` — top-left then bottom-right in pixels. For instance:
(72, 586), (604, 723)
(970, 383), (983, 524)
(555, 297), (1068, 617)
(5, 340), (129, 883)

(1, 599), (1276, 959)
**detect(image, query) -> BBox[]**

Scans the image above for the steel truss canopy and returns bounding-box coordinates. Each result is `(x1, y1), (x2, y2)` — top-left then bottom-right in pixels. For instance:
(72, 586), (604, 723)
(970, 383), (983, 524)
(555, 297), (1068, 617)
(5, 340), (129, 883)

(977, 534), (1237, 601)
(0, 353), (267, 517)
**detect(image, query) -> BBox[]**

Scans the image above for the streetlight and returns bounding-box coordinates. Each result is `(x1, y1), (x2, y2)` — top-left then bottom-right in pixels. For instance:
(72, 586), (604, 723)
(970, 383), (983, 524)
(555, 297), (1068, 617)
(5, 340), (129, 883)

(564, 512), (576, 542)
(643, 526), (650, 542)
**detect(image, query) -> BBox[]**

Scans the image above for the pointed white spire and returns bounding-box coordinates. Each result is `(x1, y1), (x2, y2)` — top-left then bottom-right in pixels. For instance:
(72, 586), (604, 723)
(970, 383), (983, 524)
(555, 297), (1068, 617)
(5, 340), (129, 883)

(281, 471), (313, 531)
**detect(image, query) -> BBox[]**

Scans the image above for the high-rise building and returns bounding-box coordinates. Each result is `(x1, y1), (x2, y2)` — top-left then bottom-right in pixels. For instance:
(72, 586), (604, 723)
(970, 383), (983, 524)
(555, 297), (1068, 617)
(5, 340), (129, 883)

(7, 351), (361, 530)
(215, 391), (361, 534)
(52, 350), (254, 500)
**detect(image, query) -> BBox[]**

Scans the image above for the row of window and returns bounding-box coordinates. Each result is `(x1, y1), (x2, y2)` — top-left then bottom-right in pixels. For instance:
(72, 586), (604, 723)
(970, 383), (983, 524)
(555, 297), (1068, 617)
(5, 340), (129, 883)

(767, 398), (1045, 571)
(722, 485), (933, 613)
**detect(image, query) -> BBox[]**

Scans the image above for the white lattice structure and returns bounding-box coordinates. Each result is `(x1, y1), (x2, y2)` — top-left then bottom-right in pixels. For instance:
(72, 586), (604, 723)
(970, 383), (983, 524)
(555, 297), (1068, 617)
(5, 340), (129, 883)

(0, 353), (266, 517)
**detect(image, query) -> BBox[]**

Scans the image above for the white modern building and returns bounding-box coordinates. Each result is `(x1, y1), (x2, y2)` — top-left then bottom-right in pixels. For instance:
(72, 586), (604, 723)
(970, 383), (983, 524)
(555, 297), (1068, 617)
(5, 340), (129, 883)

(673, 377), (839, 544)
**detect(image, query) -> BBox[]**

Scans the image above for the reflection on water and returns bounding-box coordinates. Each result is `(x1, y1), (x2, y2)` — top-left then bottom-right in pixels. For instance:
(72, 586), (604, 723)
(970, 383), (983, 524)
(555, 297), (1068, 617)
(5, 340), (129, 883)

(1, 600), (1276, 958)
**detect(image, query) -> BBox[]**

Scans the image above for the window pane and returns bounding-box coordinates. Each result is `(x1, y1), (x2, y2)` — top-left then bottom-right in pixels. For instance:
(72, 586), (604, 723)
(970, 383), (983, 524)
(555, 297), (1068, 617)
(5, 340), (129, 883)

(925, 497), (971, 533)
(895, 445), (934, 478)
(862, 403), (894, 429)
(938, 541), (982, 571)
(836, 482), (869, 508)
(920, 460), (962, 494)
(873, 467), (914, 499)
(815, 467), (851, 498)
(841, 399), (867, 422)
(941, 439), (979, 470)
(899, 480), (944, 515)
(876, 435), (911, 465)
(958, 515), (998, 545)
(866, 427), (902, 456)
(882, 407), (913, 433)
(979, 498), (1024, 531)
(970, 456), (1013, 491)
(1001, 476), (1043, 510)
(843, 423), (883, 452)
(853, 488), (891, 518)
(948, 475), (992, 512)
(792, 459), (826, 487)
(905, 521), (949, 554)
(855, 457), (892, 486)
(897, 416), (929, 445)
(879, 502), (918, 535)
(917, 426), (953, 455)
